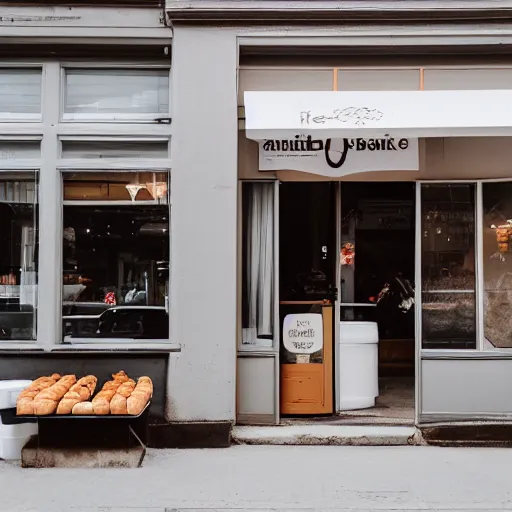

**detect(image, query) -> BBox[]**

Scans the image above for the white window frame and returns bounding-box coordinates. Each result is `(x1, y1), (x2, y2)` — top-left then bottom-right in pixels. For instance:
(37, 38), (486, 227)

(60, 166), (171, 345)
(60, 63), (172, 124)
(238, 180), (279, 353)
(0, 64), (43, 123)
(0, 166), (39, 344)
(418, 178), (512, 356)
(0, 60), (174, 350)
(58, 135), (171, 172)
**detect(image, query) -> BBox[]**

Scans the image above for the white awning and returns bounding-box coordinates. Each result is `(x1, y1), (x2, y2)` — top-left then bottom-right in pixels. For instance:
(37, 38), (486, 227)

(244, 90), (512, 140)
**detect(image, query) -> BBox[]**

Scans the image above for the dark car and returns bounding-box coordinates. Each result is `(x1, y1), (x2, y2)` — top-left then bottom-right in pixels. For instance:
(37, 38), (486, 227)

(96, 306), (169, 339)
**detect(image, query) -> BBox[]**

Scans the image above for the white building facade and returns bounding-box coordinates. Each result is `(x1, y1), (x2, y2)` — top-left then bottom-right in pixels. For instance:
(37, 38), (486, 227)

(5, 1), (512, 446)
(168, 0), (512, 439)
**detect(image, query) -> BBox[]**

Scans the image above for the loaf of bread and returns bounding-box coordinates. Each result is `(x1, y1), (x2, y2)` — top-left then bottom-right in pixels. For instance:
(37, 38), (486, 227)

(127, 376), (153, 416)
(32, 375), (77, 415)
(16, 374), (61, 415)
(56, 375), (97, 415)
(72, 401), (94, 415)
(92, 371), (131, 415)
(110, 380), (136, 415)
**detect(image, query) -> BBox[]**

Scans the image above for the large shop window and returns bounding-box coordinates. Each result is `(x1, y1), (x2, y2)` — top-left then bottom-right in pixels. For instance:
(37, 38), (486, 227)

(421, 184), (476, 349)
(0, 172), (38, 341)
(483, 182), (512, 348)
(62, 171), (169, 342)
(242, 182), (274, 347)
(0, 68), (41, 119)
(63, 69), (169, 120)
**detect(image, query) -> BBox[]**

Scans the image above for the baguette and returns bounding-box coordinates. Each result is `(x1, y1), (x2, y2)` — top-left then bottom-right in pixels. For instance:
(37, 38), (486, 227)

(110, 380), (136, 415)
(91, 371), (131, 415)
(16, 374), (61, 415)
(33, 375), (76, 415)
(56, 375), (97, 415)
(127, 376), (153, 416)
(72, 401), (94, 415)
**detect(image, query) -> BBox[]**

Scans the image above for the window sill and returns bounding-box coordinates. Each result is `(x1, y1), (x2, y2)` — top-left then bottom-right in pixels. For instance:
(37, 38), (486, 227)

(55, 342), (180, 353)
(0, 342), (180, 354)
(238, 345), (277, 355)
(422, 349), (512, 360)
(0, 343), (43, 353)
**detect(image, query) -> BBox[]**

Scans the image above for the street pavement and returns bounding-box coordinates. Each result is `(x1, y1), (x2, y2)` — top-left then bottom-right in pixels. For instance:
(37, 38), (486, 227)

(1, 445), (512, 511)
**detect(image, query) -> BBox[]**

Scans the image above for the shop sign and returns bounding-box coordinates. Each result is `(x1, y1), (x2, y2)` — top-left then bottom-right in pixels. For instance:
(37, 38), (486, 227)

(259, 136), (419, 177)
(283, 313), (323, 354)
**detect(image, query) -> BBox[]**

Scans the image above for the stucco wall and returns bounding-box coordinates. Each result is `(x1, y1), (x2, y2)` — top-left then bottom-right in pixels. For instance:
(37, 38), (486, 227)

(168, 27), (238, 422)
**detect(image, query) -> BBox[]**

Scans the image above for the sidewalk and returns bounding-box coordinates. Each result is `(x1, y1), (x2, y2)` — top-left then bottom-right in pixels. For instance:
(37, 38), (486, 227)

(2, 445), (512, 511)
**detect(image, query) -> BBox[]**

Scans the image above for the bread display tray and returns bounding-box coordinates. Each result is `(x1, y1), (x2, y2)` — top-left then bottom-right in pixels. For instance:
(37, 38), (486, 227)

(19, 400), (150, 420)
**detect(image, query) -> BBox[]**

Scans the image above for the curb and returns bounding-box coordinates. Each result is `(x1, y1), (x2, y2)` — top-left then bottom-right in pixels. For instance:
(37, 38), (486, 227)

(232, 425), (421, 446)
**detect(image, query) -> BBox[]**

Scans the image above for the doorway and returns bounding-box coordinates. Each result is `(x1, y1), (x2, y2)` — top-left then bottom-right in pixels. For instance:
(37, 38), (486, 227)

(279, 182), (337, 415)
(339, 182), (415, 425)
(278, 182), (416, 423)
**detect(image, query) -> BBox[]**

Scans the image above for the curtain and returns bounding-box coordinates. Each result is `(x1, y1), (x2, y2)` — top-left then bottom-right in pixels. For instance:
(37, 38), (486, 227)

(244, 183), (274, 345)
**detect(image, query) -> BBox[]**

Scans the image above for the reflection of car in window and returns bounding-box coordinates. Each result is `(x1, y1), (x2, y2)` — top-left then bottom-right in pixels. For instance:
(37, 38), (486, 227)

(97, 306), (168, 339)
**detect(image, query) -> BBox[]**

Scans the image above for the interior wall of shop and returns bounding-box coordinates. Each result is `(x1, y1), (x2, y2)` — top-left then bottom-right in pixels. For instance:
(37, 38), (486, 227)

(169, 27), (238, 422)
(238, 62), (512, 423)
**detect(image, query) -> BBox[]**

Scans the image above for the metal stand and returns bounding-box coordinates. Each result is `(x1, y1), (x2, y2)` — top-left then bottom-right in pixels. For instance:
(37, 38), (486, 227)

(22, 403), (150, 467)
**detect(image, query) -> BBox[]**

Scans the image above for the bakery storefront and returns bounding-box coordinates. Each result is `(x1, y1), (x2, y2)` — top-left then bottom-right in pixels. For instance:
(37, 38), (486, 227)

(236, 64), (512, 426)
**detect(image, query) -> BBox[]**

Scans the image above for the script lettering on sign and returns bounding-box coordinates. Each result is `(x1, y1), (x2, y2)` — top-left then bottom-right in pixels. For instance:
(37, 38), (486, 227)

(300, 107), (384, 127)
(283, 313), (323, 355)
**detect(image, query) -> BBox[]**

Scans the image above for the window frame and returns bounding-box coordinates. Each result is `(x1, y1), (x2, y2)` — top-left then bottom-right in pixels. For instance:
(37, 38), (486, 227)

(59, 166), (171, 345)
(418, 178), (512, 355)
(0, 167), (40, 344)
(0, 65), (43, 123)
(60, 64), (171, 124)
(419, 181), (478, 351)
(238, 180), (280, 353)
(0, 60), (174, 350)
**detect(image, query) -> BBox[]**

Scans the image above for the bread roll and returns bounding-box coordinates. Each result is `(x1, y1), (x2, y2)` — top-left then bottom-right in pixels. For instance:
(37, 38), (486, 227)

(92, 371), (131, 415)
(110, 380), (136, 415)
(56, 375), (97, 415)
(33, 375), (76, 415)
(16, 374), (61, 415)
(127, 376), (153, 416)
(72, 402), (93, 415)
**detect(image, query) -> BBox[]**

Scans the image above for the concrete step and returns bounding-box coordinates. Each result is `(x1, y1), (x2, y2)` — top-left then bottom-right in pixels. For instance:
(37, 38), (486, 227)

(232, 425), (420, 446)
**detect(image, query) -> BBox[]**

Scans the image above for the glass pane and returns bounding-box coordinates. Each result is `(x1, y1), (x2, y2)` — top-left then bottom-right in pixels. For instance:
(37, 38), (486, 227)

(241, 182), (274, 347)
(0, 69), (41, 114)
(0, 172), (38, 341)
(483, 182), (512, 348)
(63, 172), (168, 203)
(64, 69), (169, 115)
(61, 140), (168, 159)
(0, 141), (40, 161)
(340, 183), (415, 341)
(62, 173), (170, 341)
(421, 183), (476, 349)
